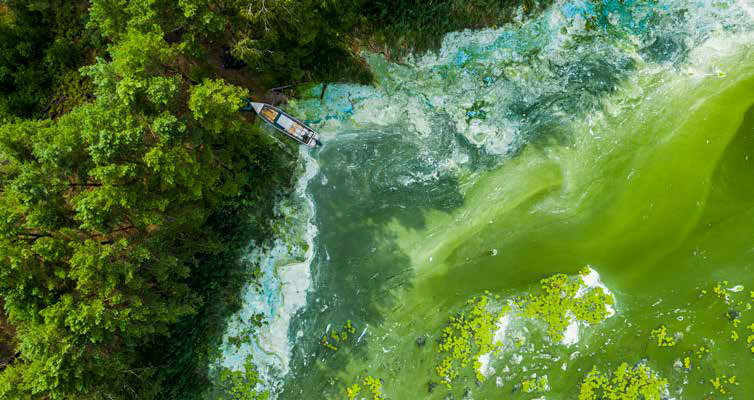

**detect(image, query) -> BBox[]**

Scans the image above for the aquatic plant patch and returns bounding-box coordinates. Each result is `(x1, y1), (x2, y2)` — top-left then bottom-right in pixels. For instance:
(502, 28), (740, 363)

(650, 325), (676, 347)
(577, 362), (668, 400)
(217, 355), (269, 400)
(435, 294), (508, 387)
(320, 320), (357, 352)
(346, 376), (384, 400)
(710, 375), (738, 395)
(520, 269), (615, 342)
(521, 375), (549, 393)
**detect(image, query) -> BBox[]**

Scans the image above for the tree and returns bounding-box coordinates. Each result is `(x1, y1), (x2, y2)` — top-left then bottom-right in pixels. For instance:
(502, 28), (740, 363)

(0, 0), (97, 120)
(0, 21), (284, 397)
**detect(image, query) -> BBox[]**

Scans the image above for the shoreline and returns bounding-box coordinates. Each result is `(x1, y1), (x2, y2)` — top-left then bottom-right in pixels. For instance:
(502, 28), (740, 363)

(216, 145), (321, 395)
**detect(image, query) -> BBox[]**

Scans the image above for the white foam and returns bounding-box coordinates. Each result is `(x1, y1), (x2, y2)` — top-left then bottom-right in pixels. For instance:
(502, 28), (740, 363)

(478, 312), (512, 377)
(357, 326), (369, 343)
(558, 267), (617, 346)
(561, 315), (580, 346)
(727, 285), (744, 293)
(477, 353), (494, 377)
(493, 313), (511, 344)
(740, 0), (754, 21)
(216, 149), (320, 383)
(254, 150), (320, 375)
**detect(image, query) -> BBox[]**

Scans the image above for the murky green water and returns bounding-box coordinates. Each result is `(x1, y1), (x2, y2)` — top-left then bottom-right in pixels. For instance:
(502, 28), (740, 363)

(218, 1), (754, 398)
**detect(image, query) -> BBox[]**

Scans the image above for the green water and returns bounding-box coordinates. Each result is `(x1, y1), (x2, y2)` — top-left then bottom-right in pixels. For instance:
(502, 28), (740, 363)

(221, 1), (754, 399)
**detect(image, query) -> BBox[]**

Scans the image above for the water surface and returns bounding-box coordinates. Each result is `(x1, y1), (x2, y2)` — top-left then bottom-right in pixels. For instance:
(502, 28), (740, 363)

(220, 1), (754, 398)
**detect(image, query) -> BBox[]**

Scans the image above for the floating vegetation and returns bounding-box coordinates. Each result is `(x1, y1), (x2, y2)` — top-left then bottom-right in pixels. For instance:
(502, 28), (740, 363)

(712, 281), (730, 302)
(683, 356), (691, 369)
(345, 376), (384, 400)
(747, 323), (754, 353)
(435, 295), (507, 387)
(521, 375), (549, 393)
(320, 320), (357, 352)
(346, 383), (361, 399)
(217, 356), (269, 400)
(650, 325), (676, 347)
(363, 376), (383, 399)
(320, 335), (338, 351)
(521, 270), (614, 342)
(710, 375), (738, 395)
(695, 345), (710, 360)
(577, 363), (668, 400)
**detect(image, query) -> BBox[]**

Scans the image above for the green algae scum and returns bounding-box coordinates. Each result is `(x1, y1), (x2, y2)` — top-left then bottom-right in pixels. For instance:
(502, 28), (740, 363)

(215, 1), (754, 399)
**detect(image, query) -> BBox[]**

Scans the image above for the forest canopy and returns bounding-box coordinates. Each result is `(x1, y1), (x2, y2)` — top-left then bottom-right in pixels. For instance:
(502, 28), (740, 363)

(0, 0), (549, 398)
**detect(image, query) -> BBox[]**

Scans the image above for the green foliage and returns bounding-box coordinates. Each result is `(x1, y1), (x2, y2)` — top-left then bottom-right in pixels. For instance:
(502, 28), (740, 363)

(0, 301), (16, 371)
(436, 294), (506, 387)
(578, 363), (668, 400)
(0, 0), (97, 119)
(87, 0), (372, 86)
(358, 0), (553, 58)
(521, 271), (614, 342)
(230, 0), (371, 84)
(0, 7), (294, 397)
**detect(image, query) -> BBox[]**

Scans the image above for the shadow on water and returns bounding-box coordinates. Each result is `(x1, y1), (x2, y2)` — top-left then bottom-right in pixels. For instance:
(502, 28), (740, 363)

(500, 43), (638, 152)
(696, 103), (754, 225)
(647, 102), (754, 294)
(279, 125), (467, 398)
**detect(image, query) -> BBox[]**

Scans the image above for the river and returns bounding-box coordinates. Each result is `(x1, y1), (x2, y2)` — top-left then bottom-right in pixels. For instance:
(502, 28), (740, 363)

(218, 1), (754, 398)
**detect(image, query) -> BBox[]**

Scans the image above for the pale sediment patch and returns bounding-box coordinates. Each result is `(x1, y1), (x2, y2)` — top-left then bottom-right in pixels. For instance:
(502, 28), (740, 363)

(254, 150), (320, 376)
(255, 224), (316, 375)
(216, 148), (320, 385)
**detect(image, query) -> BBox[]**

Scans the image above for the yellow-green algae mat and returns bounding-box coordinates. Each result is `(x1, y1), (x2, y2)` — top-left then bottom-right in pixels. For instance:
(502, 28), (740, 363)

(295, 55), (754, 399)
(274, 59), (754, 400)
(224, 2), (754, 399)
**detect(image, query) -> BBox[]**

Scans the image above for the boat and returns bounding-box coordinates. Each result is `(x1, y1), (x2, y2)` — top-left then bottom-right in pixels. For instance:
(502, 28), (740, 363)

(243, 100), (321, 148)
